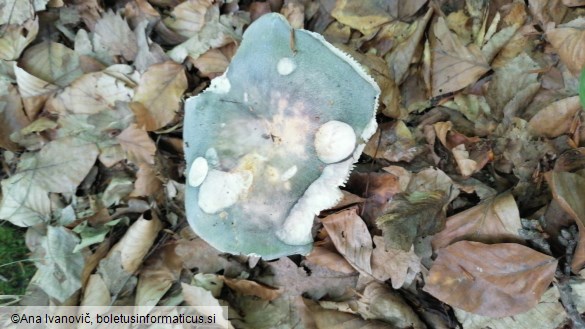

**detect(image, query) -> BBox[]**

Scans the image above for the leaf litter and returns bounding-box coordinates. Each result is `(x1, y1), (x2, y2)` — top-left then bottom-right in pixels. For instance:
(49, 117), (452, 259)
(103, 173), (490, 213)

(1, 1), (585, 328)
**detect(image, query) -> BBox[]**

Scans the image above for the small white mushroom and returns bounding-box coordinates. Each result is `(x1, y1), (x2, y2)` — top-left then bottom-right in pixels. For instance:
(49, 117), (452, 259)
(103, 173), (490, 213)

(188, 157), (209, 187)
(277, 57), (296, 76)
(198, 169), (253, 214)
(314, 120), (356, 164)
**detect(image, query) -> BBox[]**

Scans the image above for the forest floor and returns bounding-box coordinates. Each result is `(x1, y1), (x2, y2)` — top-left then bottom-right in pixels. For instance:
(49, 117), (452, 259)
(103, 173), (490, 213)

(1, 0), (585, 328)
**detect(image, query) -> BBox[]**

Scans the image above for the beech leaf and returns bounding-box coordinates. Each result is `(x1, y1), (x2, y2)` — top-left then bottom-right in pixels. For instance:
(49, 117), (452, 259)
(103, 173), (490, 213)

(423, 241), (557, 317)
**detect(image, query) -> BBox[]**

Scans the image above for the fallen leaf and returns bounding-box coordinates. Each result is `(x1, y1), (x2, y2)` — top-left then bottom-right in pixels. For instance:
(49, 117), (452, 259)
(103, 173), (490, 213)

(108, 212), (163, 273)
(546, 17), (585, 75)
(132, 61), (187, 130)
(30, 225), (85, 302)
(116, 124), (156, 165)
(162, 0), (215, 38)
(14, 64), (59, 119)
(321, 208), (373, 274)
(222, 276), (283, 301)
(424, 241), (557, 317)
(20, 41), (84, 87)
(354, 281), (425, 328)
(0, 18), (39, 60)
(304, 298), (390, 329)
(0, 81), (29, 151)
(0, 0), (47, 25)
(371, 236), (421, 289)
(331, 0), (394, 35)
(81, 274), (111, 306)
(131, 163), (163, 197)
(136, 242), (182, 306)
(550, 171), (585, 271)
(94, 10), (138, 61)
(432, 192), (524, 250)
(49, 71), (134, 115)
(431, 17), (490, 96)
(377, 190), (447, 251)
(528, 96), (581, 138)
(0, 169), (50, 227)
(305, 245), (356, 275)
(487, 53), (540, 119)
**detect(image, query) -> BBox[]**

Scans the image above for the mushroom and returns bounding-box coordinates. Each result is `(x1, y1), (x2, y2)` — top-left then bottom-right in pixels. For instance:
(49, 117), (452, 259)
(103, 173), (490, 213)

(183, 13), (380, 259)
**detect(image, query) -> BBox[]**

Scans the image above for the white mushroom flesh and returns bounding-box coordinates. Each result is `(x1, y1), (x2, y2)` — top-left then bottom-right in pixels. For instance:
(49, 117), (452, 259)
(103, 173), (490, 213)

(198, 169), (253, 214)
(314, 120), (356, 164)
(277, 57), (296, 76)
(188, 157), (209, 187)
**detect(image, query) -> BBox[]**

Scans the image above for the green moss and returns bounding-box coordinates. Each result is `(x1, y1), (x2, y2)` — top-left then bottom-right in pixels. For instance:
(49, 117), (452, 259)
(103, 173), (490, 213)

(0, 223), (35, 297)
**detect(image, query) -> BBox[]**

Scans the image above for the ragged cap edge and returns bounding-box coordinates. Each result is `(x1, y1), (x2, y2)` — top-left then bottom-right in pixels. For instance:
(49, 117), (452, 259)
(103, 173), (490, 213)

(276, 158), (354, 245)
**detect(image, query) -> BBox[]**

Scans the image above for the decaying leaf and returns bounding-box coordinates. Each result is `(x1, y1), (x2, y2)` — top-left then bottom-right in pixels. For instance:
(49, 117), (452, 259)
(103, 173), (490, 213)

(49, 71), (134, 115)
(116, 124), (156, 165)
(371, 236), (421, 289)
(30, 225), (86, 302)
(546, 17), (585, 75)
(550, 171), (585, 271)
(321, 208), (373, 274)
(94, 10), (138, 61)
(81, 274), (111, 306)
(0, 18), (39, 60)
(431, 17), (490, 96)
(424, 241), (557, 317)
(377, 190), (448, 251)
(108, 212), (163, 273)
(432, 192), (524, 250)
(132, 61), (187, 131)
(528, 96), (582, 138)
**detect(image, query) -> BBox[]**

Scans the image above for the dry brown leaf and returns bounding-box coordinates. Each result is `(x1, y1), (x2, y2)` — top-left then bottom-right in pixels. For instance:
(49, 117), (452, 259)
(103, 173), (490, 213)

(136, 243), (182, 306)
(432, 192), (524, 250)
(81, 274), (111, 306)
(321, 208), (373, 274)
(424, 241), (557, 317)
(331, 0), (394, 35)
(132, 61), (187, 131)
(0, 82), (29, 151)
(14, 64), (59, 119)
(546, 17), (585, 75)
(305, 245), (356, 275)
(131, 163), (163, 197)
(181, 282), (231, 328)
(174, 237), (247, 277)
(563, 0), (585, 5)
(431, 17), (490, 96)
(487, 52), (540, 118)
(116, 124), (156, 165)
(108, 213), (163, 273)
(385, 7), (433, 85)
(304, 298), (390, 329)
(20, 41), (84, 87)
(222, 276), (283, 301)
(364, 121), (418, 162)
(528, 96), (581, 138)
(370, 236), (421, 289)
(94, 10), (138, 61)
(0, 19), (38, 60)
(27, 137), (99, 193)
(451, 144), (479, 177)
(49, 71), (134, 115)
(550, 171), (585, 271)
(345, 171), (402, 221)
(163, 0), (215, 38)
(266, 257), (358, 300)
(354, 281), (425, 328)
(191, 44), (236, 78)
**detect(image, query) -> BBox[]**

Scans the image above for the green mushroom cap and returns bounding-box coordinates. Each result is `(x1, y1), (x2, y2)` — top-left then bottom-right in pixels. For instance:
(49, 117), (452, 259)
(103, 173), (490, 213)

(183, 13), (380, 260)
